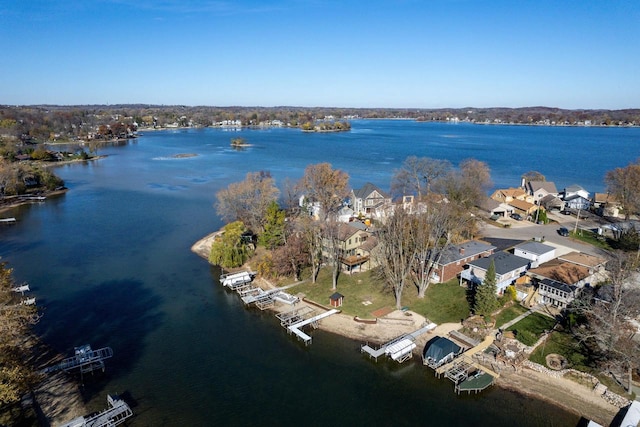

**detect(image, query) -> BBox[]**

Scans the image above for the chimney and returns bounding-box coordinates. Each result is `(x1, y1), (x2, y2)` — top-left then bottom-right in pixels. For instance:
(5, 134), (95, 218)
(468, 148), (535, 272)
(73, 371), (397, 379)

(459, 248), (465, 255)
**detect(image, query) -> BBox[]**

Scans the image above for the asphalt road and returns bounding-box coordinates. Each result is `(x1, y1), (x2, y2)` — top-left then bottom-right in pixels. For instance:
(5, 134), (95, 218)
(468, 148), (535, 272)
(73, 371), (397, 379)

(478, 211), (612, 258)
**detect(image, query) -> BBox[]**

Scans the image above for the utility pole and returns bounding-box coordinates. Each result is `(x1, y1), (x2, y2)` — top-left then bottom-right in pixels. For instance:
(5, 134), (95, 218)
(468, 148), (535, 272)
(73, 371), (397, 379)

(573, 207), (581, 234)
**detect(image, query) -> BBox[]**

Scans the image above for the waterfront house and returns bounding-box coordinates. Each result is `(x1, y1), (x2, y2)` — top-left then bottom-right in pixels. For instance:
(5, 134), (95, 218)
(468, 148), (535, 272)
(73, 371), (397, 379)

(526, 253), (606, 307)
(490, 187), (532, 204)
(477, 197), (514, 218)
(558, 252), (607, 278)
(429, 241), (497, 283)
(537, 278), (577, 309)
(513, 241), (556, 268)
(562, 185), (591, 210)
(322, 222), (377, 273)
(350, 183), (392, 220)
(460, 252), (530, 295)
(524, 180), (559, 200)
(522, 178), (564, 211)
(507, 198), (539, 218)
(538, 194), (565, 211)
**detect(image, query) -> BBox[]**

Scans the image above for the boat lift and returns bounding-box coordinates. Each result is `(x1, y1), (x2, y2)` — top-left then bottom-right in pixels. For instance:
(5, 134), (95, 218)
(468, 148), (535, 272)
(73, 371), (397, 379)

(44, 344), (113, 375)
(59, 394), (133, 427)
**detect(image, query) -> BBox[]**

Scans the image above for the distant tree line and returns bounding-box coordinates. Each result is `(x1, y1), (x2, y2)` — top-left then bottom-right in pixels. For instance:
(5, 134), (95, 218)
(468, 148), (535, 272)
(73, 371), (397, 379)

(1, 105), (639, 146)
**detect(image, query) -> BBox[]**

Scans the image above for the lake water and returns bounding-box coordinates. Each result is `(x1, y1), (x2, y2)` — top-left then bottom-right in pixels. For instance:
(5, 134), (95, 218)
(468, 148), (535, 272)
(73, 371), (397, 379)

(1, 120), (638, 426)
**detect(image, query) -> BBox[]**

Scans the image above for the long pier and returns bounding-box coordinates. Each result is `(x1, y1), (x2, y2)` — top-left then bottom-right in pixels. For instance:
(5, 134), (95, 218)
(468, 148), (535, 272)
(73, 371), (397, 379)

(287, 309), (340, 345)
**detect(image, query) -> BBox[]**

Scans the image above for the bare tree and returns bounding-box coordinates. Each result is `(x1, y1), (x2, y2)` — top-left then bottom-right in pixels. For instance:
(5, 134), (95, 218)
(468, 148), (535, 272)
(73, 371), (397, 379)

(605, 159), (640, 220)
(215, 171), (280, 232)
(571, 252), (640, 394)
(298, 216), (323, 283)
(374, 208), (417, 309)
(297, 163), (350, 220)
(435, 159), (492, 209)
(413, 202), (476, 297)
(272, 233), (309, 281)
(323, 220), (344, 290)
(391, 156), (452, 199)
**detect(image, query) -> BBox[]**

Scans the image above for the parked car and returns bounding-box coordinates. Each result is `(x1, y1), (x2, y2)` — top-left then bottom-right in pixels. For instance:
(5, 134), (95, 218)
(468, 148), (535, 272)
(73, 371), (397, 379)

(558, 227), (569, 237)
(560, 209), (572, 215)
(511, 213), (523, 221)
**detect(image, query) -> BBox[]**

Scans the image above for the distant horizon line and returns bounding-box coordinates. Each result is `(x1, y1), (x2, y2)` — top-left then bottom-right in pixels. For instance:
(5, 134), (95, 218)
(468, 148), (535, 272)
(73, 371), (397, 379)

(3, 103), (640, 112)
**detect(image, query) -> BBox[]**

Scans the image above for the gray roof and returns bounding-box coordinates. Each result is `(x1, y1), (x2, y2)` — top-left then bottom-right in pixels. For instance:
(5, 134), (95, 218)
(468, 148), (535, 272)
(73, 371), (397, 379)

(528, 181), (558, 194)
(353, 182), (389, 200)
(514, 241), (555, 256)
(477, 197), (500, 212)
(467, 251), (530, 275)
(438, 241), (496, 265)
(539, 278), (575, 294)
(539, 194), (564, 207)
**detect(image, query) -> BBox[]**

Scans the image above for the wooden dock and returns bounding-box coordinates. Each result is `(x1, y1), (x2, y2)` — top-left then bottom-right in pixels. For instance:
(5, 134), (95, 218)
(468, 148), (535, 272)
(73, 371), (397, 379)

(455, 371), (495, 394)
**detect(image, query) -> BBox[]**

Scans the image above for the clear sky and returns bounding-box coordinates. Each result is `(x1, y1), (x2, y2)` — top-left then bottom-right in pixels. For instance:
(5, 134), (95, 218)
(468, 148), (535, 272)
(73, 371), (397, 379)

(1, 0), (639, 109)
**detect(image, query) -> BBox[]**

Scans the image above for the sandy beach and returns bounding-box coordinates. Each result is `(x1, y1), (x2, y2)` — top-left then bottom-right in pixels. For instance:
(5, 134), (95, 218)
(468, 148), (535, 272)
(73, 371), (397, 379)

(191, 232), (624, 426)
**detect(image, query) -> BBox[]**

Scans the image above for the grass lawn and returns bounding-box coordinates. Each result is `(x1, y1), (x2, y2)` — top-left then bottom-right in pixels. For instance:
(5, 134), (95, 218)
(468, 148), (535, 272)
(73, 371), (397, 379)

(529, 330), (630, 396)
(494, 304), (529, 329)
(291, 268), (469, 323)
(569, 230), (612, 251)
(506, 312), (556, 346)
(529, 330), (590, 369)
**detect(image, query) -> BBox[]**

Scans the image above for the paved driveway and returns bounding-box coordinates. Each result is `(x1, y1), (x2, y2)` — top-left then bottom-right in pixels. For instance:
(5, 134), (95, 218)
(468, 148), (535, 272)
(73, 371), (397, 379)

(478, 217), (611, 258)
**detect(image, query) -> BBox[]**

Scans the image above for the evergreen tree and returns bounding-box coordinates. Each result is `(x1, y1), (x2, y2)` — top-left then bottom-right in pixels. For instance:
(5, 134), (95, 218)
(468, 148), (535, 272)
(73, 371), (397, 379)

(258, 201), (285, 249)
(474, 259), (499, 319)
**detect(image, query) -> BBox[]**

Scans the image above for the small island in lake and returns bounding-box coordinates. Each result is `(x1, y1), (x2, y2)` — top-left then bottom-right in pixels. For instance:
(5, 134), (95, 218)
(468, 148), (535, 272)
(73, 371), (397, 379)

(230, 138), (250, 148)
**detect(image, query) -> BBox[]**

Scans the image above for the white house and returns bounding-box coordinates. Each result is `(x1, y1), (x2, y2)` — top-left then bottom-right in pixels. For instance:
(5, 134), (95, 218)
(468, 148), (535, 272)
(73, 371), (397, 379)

(513, 241), (556, 268)
(460, 252), (530, 295)
(562, 185), (591, 210)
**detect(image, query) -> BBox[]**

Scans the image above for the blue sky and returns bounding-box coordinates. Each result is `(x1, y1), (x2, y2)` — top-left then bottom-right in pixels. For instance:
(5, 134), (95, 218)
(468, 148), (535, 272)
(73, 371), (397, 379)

(1, 0), (639, 108)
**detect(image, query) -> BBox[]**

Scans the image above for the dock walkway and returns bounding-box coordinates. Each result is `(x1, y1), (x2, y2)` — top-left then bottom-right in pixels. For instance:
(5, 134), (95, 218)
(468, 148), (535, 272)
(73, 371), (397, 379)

(435, 336), (499, 379)
(44, 345), (113, 374)
(287, 309), (339, 345)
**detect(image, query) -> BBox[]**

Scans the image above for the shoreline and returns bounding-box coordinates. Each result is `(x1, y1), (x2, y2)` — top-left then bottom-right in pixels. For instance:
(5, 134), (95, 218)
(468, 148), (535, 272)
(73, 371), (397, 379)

(190, 232), (621, 425)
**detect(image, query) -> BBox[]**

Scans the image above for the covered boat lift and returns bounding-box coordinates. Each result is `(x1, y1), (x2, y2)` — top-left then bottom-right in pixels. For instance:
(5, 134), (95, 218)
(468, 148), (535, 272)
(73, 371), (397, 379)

(423, 336), (462, 369)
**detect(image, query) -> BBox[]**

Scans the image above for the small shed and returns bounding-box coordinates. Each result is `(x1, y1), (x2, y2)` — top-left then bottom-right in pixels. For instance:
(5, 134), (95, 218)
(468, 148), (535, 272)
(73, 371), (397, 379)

(329, 292), (344, 307)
